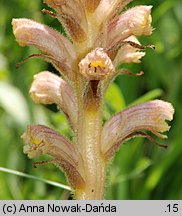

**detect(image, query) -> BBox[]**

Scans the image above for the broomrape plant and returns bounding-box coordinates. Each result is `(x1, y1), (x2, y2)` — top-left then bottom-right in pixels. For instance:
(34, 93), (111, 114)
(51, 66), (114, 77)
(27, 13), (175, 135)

(12, 0), (174, 200)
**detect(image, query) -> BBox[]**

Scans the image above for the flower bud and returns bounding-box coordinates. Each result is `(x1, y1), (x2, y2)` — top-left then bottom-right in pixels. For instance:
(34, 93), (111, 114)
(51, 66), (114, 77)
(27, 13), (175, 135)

(79, 48), (115, 80)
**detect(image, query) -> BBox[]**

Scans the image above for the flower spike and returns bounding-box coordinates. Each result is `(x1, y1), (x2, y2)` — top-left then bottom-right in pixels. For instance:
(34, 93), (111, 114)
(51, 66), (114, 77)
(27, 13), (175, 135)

(12, 0), (174, 199)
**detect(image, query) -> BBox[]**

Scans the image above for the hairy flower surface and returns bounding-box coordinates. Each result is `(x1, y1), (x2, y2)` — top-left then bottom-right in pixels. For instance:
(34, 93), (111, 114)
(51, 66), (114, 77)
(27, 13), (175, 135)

(12, 0), (174, 200)
(29, 71), (77, 129)
(79, 48), (115, 80)
(101, 100), (174, 159)
(21, 125), (85, 189)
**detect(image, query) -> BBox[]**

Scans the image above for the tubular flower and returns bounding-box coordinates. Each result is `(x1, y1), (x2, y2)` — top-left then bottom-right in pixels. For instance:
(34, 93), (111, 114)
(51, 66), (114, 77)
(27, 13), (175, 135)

(21, 125), (85, 189)
(12, 0), (174, 200)
(29, 71), (77, 129)
(101, 100), (174, 159)
(107, 6), (153, 48)
(79, 48), (115, 80)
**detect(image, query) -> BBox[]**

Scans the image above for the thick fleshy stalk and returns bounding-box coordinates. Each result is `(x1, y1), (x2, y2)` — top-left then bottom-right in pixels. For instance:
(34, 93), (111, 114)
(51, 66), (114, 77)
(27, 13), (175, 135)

(74, 81), (106, 199)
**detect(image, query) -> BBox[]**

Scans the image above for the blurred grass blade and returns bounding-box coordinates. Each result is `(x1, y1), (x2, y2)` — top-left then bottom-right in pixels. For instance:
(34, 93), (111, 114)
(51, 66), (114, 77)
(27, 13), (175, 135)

(111, 158), (152, 184)
(128, 88), (163, 107)
(0, 167), (71, 191)
(153, 0), (174, 23)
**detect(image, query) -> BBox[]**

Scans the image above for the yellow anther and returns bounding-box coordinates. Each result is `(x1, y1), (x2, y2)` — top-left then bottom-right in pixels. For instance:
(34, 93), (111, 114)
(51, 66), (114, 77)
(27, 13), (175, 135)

(79, 48), (115, 80)
(31, 136), (42, 145)
(90, 60), (105, 68)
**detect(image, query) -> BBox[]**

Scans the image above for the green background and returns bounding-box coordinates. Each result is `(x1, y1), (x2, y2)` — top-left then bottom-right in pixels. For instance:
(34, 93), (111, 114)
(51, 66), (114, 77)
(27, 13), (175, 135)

(0, 0), (181, 199)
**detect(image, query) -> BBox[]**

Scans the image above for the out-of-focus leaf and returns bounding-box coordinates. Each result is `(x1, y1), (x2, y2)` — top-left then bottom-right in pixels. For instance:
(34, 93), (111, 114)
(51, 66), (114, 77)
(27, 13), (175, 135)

(128, 89), (163, 107)
(104, 82), (125, 119)
(0, 53), (9, 80)
(110, 158), (152, 184)
(153, 0), (174, 23)
(0, 81), (30, 126)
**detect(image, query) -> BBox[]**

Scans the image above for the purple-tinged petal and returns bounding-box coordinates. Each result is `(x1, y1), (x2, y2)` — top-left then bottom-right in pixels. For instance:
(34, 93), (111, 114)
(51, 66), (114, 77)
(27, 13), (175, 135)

(95, 0), (133, 27)
(12, 18), (76, 67)
(101, 100), (174, 160)
(29, 71), (77, 129)
(107, 6), (153, 48)
(21, 125), (85, 189)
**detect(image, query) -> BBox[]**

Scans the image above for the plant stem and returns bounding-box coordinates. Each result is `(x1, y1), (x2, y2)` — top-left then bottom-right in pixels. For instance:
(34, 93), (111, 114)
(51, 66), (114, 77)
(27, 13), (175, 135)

(75, 92), (106, 199)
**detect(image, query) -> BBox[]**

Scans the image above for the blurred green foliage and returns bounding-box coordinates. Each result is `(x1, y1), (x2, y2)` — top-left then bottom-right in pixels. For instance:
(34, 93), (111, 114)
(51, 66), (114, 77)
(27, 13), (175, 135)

(0, 0), (182, 199)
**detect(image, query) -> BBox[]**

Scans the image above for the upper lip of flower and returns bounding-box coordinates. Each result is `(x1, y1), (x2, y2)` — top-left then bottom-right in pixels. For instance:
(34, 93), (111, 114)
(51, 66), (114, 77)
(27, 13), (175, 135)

(101, 100), (174, 160)
(29, 71), (77, 131)
(12, 18), (77, 80)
